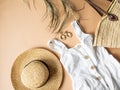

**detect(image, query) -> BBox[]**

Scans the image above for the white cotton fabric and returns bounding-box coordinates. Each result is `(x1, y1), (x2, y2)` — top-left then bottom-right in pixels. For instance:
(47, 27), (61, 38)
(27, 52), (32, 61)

(48, 21), (120, 90)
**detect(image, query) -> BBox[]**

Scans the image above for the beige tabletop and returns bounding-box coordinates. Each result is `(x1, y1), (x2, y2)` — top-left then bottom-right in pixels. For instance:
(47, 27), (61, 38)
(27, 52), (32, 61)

(0, 0), (73, 89)
(0, 0), (114, 90)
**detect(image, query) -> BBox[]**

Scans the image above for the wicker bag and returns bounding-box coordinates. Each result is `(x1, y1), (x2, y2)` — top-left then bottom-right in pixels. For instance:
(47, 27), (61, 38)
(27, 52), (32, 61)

(86, 0), (120, 48)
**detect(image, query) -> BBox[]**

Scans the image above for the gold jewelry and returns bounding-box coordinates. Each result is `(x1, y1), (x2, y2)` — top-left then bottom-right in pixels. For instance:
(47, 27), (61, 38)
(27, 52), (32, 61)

(60, 31), (73, 40)
(60, 32), (67, 40)
(64, 31), (73, 38)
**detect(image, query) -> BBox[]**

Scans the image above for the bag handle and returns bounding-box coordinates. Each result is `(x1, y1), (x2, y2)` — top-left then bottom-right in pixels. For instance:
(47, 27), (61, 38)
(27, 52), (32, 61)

(107, 0), (120, 4)
(107, 0), (112, 1)
(85, 0), (119, 21)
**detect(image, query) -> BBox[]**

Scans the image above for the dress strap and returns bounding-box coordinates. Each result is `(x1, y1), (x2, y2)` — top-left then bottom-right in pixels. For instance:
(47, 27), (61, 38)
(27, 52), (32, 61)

(71, 21), (93, 46)
(48, 39), (68, 54)
(71, 21), (92, 41)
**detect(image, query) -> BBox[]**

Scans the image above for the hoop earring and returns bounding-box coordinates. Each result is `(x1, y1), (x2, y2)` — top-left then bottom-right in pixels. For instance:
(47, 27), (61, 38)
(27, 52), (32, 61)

(60, 32), (66, 40)
(64, 31), (73, 38)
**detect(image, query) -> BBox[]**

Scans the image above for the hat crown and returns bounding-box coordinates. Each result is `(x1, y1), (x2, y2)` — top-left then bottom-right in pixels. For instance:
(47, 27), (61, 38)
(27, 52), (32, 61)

(21, 60), (49, 89)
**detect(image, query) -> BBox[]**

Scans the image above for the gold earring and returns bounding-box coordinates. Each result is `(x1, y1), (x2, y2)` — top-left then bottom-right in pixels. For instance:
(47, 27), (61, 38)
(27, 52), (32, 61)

(60, 32), (66, 40)
(65, 31), (73, 38)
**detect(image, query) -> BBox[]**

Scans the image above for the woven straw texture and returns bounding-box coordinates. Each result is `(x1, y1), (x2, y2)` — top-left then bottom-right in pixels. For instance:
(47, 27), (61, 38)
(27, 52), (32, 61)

(20, 61), (50, 89)
(93, 0), (120, 48)
(11, 48), (63, 90)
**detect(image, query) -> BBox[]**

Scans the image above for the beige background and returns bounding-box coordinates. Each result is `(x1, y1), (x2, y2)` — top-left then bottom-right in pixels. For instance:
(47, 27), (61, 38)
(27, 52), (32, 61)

(0, 0), (117, 90)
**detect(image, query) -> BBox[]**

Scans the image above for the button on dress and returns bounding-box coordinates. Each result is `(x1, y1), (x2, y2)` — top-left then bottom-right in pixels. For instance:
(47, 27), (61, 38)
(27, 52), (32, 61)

(48, 21), (120, 90)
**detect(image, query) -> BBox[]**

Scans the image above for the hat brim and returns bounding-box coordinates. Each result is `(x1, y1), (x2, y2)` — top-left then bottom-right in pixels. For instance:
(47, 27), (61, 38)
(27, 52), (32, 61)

(11, 48), (63, 90)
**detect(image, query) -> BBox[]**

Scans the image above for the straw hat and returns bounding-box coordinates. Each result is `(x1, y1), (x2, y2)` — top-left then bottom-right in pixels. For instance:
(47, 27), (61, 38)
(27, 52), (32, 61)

(11, 48), (63, 90)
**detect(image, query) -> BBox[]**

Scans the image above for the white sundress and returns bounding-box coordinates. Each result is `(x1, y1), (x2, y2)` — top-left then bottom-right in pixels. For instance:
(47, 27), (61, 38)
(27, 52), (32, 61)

(48, 21), (120, 90)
